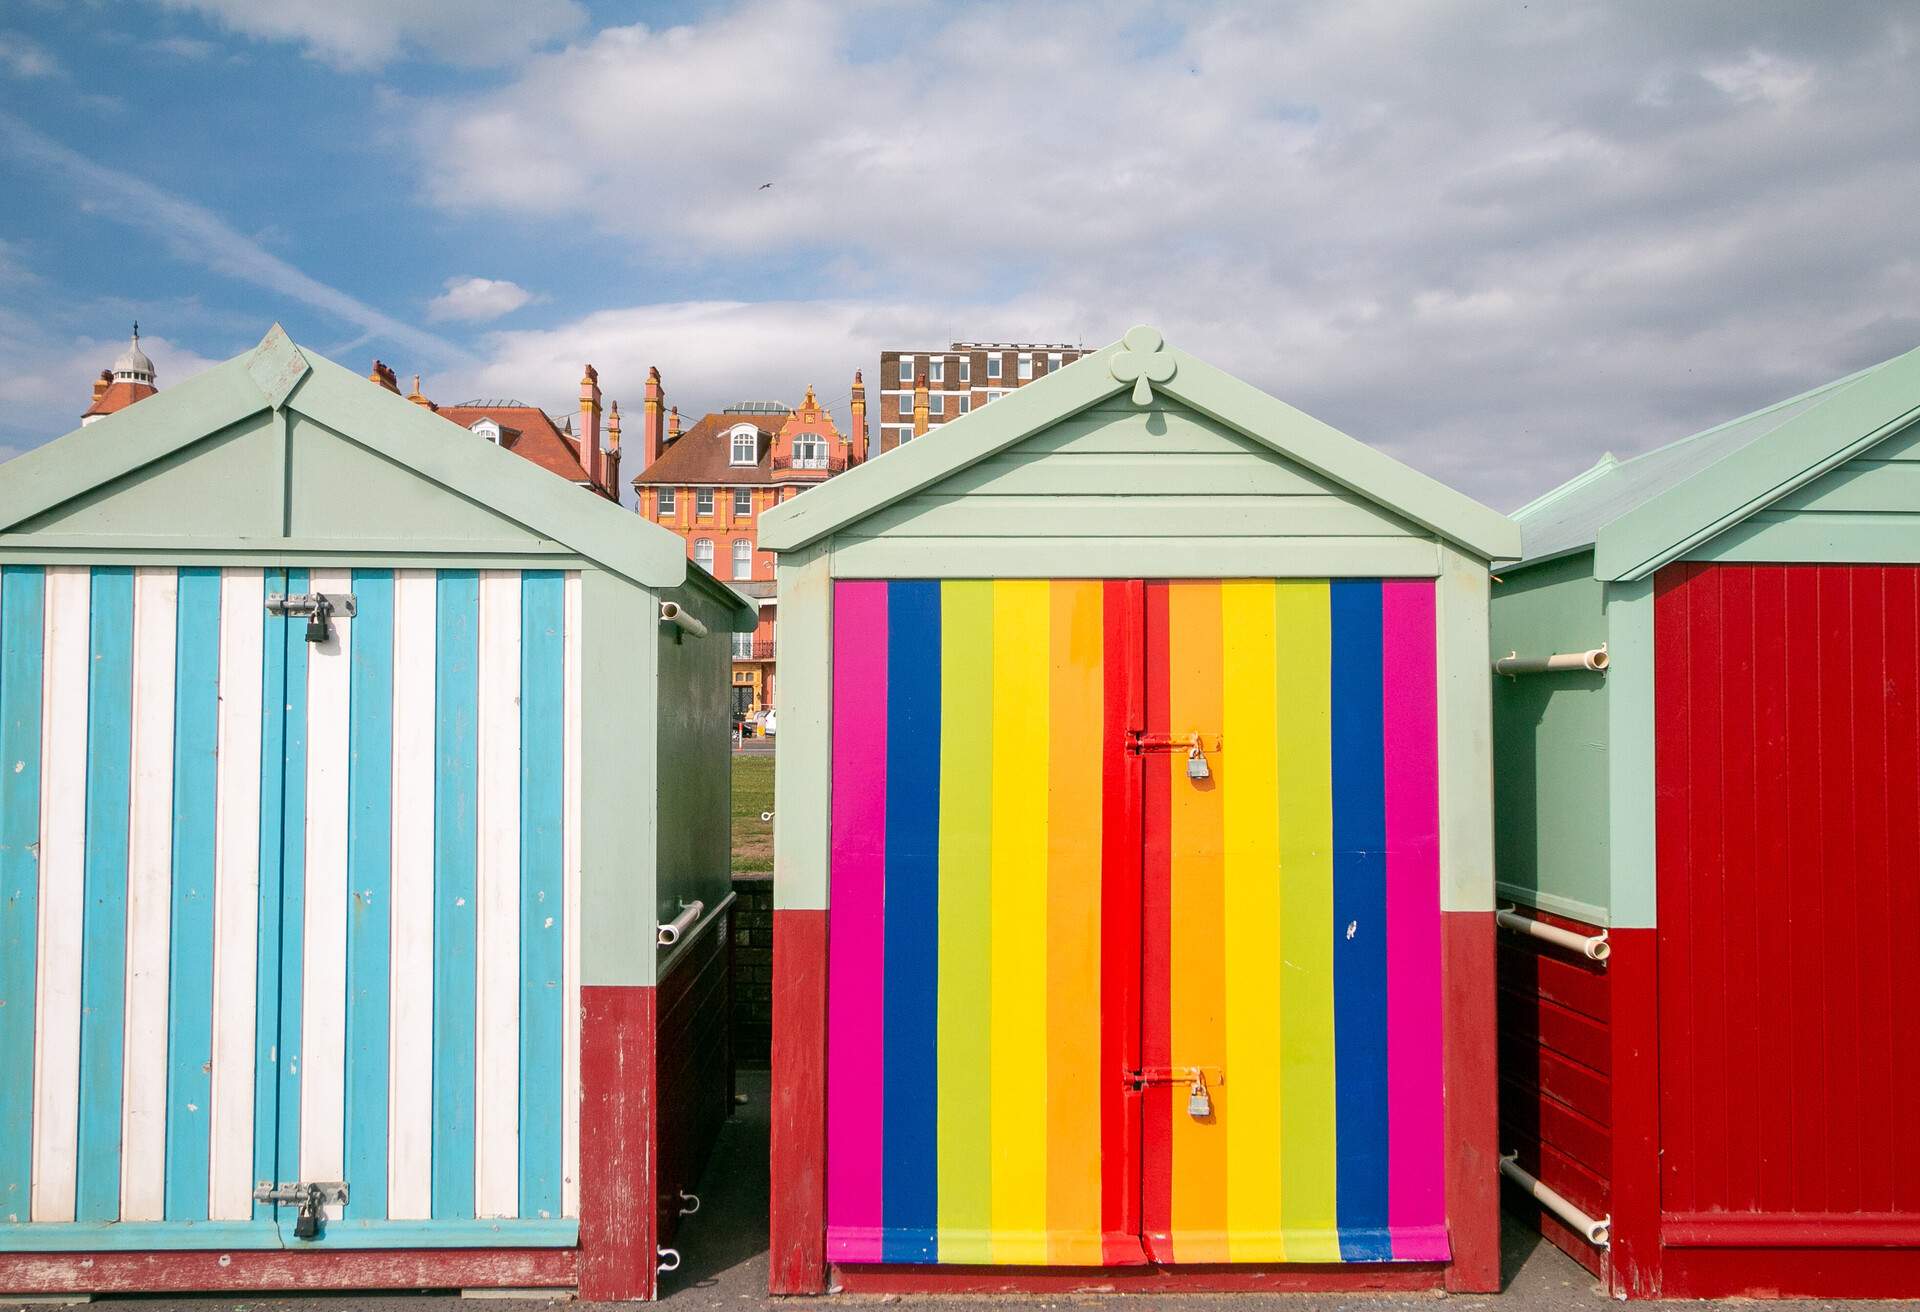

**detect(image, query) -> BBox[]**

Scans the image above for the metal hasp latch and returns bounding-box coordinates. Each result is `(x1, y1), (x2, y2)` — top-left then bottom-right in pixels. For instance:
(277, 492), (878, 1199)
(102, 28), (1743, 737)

(267, 592), (357, 645)
(1128, 1066), (1224, 1120)
(253, 1180), (348, 1240)
(1125, 730), (1219, 780)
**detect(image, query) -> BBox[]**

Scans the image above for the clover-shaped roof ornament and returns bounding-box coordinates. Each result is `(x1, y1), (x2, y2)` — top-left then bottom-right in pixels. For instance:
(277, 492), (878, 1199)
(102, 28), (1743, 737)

(1108, 325), (1176, 406)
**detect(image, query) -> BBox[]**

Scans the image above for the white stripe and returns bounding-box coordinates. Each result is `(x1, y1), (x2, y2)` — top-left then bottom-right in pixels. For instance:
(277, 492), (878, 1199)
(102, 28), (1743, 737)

(31, 567), (90, 1222)
(208, 568), (264, 1221)
(119, 568), (178, 1221)
(561, 570), (582, 1220)
(299, 569), (352, 1218)
(386, 570), (437, 1220)
(474, 570), (521, 1219)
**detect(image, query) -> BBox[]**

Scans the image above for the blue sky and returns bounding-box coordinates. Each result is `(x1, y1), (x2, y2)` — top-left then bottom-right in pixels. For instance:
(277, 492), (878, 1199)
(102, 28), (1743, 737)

(4, 2), (1919, 508)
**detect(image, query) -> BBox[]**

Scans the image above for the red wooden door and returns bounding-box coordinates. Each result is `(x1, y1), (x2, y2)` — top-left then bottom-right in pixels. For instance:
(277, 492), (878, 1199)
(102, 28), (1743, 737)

(1655, 563), (1920, 1245)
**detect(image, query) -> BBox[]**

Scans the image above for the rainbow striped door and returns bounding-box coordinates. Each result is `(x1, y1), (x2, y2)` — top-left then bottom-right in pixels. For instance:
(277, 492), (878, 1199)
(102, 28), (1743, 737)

(825, 578), (1447, 1267)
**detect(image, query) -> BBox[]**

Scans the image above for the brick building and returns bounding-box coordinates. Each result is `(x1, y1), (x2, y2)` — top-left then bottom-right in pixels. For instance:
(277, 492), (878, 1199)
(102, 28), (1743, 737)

(875, 340), (1088, 453)
(632, 367), (869, 715)
(81, 325), (160, 424)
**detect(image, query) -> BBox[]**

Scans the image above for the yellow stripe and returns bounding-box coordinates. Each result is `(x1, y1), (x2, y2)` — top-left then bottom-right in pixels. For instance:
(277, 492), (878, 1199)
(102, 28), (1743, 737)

(1221, 580), (1284, 1259)
(937, 581), (994, 1262)
(989, 579), (1050, 1262)
(1044, 581), (1106, 1264)
(1274, 580), (1341, 1259)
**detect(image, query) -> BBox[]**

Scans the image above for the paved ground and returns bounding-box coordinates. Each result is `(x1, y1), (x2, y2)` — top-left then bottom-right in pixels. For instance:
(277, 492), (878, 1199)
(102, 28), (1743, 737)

(20, 1072), (1908, 1310)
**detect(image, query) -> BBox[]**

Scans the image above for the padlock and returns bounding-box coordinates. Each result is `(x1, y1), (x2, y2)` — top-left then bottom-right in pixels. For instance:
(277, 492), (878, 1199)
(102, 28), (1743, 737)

(1186, 745), (1211, 781)
(1187, 1072), (1213, 1119)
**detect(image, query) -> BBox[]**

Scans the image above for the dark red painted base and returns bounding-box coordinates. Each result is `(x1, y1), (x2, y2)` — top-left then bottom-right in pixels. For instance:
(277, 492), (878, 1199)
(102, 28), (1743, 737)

(1442, 908), (1501, 1292)
(832, 1261), (1444, 1294)
(579, 981), (659, 1302)
(769, 907), (829, 1295)
(1654, 1246), (1920, 1300)
(0, 1248), (576, 1296)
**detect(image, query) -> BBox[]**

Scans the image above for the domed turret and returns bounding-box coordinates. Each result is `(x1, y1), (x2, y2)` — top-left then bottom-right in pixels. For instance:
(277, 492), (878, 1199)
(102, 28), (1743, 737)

(111, 323), (156, 387)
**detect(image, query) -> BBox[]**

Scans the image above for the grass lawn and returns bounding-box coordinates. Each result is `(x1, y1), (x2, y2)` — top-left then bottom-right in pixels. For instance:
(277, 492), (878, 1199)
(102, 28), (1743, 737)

(732, 752), (774, 873)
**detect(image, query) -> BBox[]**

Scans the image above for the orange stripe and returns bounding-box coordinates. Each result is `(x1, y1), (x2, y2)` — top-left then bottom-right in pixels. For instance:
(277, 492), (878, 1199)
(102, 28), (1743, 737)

(1045, 580), (1106, 1264)
(1166, 581), (1228, 1260)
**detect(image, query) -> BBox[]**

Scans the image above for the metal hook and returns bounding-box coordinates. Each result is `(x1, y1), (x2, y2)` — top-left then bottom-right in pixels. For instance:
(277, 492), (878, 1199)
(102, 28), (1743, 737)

(678, 1189), (701, 1216)
(656, 1246), (682, 1274)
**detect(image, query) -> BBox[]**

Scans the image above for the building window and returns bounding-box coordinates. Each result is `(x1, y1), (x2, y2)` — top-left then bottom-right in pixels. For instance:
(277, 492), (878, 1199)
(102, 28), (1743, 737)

(697, 489), (715, 517)
(930, 358), (944, 384)
(928, 393), (943, 417)
(694, 538), (715, 572)
(899, 354), (914, 382)
(732, 538), (753, 580)
(793, 434), (828, 468)
(957, 395), (971, 414)
(734, 489), (753, 516)
(988, 353), (1003, 380)
(1018, 352), (1033, 380)
(958, 358), (970, 383)
(1049, 352), (1064, 373)
(729, 424), (757, 465)
(657, 487), (676, 515)
(732, 632), (753, 659)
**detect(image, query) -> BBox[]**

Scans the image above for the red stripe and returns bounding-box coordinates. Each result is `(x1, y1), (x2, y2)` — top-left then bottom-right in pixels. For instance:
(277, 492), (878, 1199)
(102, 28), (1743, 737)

(575, 984), (657, 1302)
(1099, 580), (1146, 1264)
(769, 908), (830, 1294)
(1139, 580), (1172, 1257)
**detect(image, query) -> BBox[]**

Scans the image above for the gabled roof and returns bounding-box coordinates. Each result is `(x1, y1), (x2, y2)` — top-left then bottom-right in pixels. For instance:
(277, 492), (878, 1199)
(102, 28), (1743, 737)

(0, 326), (751, 623)
(82, 378), (158, 418)
(759, 325), (1519, 560)
(437, 402), (594, 486)
(632, 412), (776, 486)
(1511, 345), (1920, 580)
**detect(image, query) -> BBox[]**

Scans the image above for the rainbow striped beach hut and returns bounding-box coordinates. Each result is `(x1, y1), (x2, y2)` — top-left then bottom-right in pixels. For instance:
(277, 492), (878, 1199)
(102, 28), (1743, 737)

(757, 327), (1520, 1296)
(0, 327), (751, 1301)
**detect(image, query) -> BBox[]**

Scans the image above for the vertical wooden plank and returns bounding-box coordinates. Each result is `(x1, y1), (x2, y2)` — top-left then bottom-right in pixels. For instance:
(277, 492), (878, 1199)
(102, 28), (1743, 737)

(1781, 565), (1826, 1211)
(1749, 565), (1795, 1216)
(1098, 579), (1144, 1266)
(120, 567), (178, 1222)
(518, 571), (566, 1221)
(1219, 580), (1281, 1259)
(1851, 567), (1894, 1214)
(935, 581), (991, 1264)
(207, 569), (264, 1223)
(343, 570), (394, 1222)
(1274, 580), (1339, 1261)
(475, 570), (522, 1220)
(560, 572), (583, 1221)
(386, 570), (437, 1221)
(771, 545), (832, 913)
(0, 568), (45, 1224)
(1139, 580), (1173, 1258)
(880, 581), (939, 1262)
(432, 570), (480, 1220)
(1434, 546), (1494, 916)
(269, 567), (312, 1216)
(32, 567), (91, 1223)
(1890, 568), (1920, 1215)
(299, 569), (352, 1217)
(1654, 564), (1698, 1217)
(1816, 566), (1860, 1215)
(1717, 566), (1759, 1214)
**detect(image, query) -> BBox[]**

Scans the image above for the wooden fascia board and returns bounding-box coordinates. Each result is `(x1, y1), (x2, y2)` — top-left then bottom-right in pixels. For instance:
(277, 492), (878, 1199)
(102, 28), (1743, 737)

(1157, 348), (1522, 562)
(1594, 345), (1920, 581)
(679, 565), (758, 631)
(755, 342), (1129, 551)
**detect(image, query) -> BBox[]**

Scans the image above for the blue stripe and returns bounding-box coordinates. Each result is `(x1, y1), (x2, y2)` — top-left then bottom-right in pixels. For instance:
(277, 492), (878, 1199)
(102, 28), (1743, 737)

(1329, 579), (1390, 1261)
(433, 570), (479, 1220)
(518, 571), (564, 1219)
(75, 567), (134, 1220)
(0, 568), (45, 1219)
(344, 571), (395, 1220)
(164, 569), (221, 1219)
(274, 568), (311, 1211)
(880, 580), (940, 1262)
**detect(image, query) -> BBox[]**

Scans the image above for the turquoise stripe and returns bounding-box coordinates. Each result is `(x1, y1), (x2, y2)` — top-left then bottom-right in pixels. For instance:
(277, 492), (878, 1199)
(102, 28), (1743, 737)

(518, 571), (565, 1218)
(251, 569), (292, 1219)
(343, 570), (394, 1220)
(0, 1217), (578, 1251)
(76, 567), (134, 1221)
(273, 568), (311, 1208)
(0, 567), (46, 1219)
(432, 570), (479, 1219)
(164, 568), (221, 1220)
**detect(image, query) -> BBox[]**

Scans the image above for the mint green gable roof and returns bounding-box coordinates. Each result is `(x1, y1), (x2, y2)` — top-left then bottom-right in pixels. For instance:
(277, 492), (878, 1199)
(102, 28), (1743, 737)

(759, 325), (1520, 562)
(1514, 344), (1920, 581)
(0, 325), (752, 626)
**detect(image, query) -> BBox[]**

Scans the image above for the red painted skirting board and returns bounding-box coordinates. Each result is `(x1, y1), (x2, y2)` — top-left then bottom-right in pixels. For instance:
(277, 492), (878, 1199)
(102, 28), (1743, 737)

(832, 1261), (1444, 1294)
(0, 1247), (576, 1296)
(579, 982), (659, 1302)
(768, 907), (828, 1295)
(1442, 908), (1500, 1292)
(1655, 1246), (1920, 1300)
(1663, 1213), (1920, 1248)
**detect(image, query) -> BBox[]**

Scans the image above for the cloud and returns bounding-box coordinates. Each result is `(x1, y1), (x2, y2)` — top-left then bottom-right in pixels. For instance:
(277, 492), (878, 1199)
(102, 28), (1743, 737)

(151, 35), (219, 60)
(0, 32), (60, 77)
(401, 0), (1920, 508)
(427, 275), (540, 323)
(0, 311), (223, 446)
(0, 114), (471, 369)
(153, 0), (587, 69)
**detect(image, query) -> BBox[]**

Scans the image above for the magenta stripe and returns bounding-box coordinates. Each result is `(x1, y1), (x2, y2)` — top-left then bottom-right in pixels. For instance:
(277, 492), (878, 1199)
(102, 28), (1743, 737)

(1380, 580), (1447, 1261)
(826, 580), (889, 1262)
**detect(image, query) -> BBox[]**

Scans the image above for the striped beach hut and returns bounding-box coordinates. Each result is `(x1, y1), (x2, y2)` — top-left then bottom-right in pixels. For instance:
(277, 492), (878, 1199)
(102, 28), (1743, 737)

(756, 326), (1520, 1295)
(0, 327), (750, 1300)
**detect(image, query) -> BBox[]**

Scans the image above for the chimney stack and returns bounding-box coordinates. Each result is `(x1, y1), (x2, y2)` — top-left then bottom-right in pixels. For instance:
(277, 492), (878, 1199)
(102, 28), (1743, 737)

(579, 364), (602, 490)
(368, 360), (401, 393)
(605, 399), (622, 499)
(668, 406), (681, 440)
(406, 374), (436, 410)
(643, 366), (665, 469)
(92, 369), (111, 405)
(850, 368), (868, 464)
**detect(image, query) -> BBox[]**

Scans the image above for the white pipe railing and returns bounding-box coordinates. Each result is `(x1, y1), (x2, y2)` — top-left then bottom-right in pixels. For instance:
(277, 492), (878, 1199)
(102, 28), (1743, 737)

(1501, 1152), (1610, 1247)
(657, 900), (704, 947)
(1497, 906), (1610, 961)
(659, 601), (709, 639)
(1494, 644), (1608, 676)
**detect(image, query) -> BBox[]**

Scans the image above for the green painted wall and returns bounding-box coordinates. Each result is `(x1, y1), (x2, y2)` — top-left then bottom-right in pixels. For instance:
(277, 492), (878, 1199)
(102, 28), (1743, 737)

(1489, 550), (1611, 924)
(653, 576), (736, 938)
(17, 413), (282, 537)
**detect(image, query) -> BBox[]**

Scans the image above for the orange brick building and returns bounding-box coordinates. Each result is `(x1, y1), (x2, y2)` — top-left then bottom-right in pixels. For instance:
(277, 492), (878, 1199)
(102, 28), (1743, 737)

(875, 341), (1088, 453)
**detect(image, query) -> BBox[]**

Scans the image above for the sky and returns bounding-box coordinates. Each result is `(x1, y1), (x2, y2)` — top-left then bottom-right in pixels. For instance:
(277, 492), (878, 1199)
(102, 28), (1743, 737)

(2, 0), (1918, 510)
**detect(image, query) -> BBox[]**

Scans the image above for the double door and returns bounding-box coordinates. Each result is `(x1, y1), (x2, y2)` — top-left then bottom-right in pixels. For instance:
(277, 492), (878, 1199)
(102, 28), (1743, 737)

(823, 577), (1448, 1267)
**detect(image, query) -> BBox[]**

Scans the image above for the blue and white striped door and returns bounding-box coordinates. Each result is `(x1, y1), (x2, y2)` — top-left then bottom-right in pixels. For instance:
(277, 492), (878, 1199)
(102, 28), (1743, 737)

(0, 566), (583, 1250)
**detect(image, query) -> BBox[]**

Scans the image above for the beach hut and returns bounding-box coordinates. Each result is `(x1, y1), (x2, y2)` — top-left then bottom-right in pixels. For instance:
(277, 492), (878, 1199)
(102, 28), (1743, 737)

(0, 327), (751, 1300)
(756, 326), (1520, 1295)
(1493, 346), (1920, 1299)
